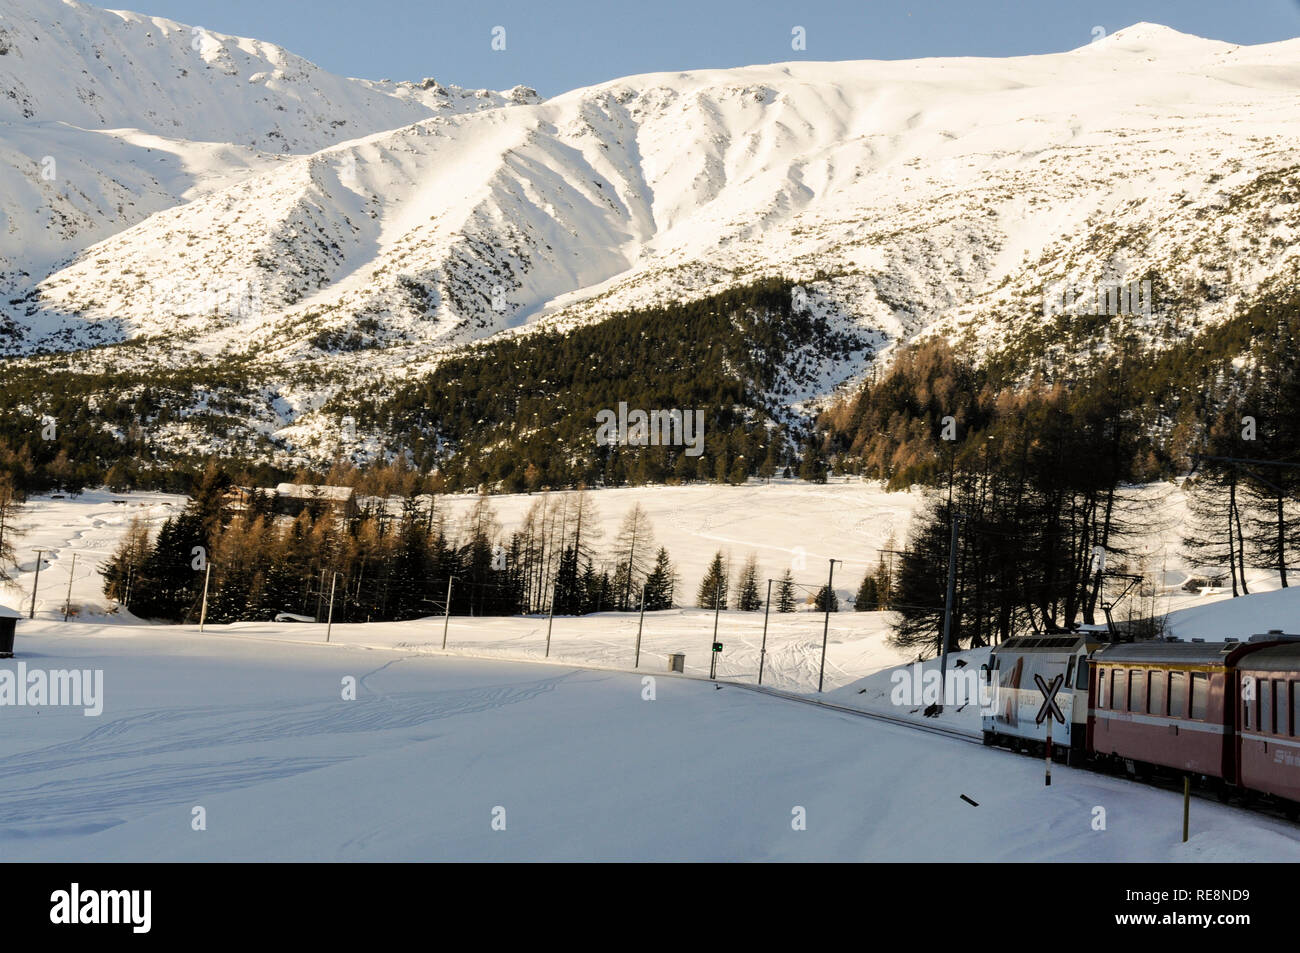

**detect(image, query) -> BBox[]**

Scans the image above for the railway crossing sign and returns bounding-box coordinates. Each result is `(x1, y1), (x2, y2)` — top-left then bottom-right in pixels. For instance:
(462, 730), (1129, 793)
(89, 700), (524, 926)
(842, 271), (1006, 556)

(1034, 674), (1065, 726)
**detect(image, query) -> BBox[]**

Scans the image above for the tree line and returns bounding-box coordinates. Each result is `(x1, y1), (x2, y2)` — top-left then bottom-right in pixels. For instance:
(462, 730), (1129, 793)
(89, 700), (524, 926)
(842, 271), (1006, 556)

(101, 466), (681, 624)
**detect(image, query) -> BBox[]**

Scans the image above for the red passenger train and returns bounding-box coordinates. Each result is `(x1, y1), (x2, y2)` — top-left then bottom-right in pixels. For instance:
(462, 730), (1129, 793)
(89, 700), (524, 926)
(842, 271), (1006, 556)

(1087, 631), (1300, 814)
(985, 630), (1300, 816)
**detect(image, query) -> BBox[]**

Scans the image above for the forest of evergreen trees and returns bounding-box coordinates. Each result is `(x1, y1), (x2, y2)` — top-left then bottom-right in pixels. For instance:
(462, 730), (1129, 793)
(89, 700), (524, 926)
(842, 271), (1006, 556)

(816, 288), (1300, 655)
(98, 466), (682, 624)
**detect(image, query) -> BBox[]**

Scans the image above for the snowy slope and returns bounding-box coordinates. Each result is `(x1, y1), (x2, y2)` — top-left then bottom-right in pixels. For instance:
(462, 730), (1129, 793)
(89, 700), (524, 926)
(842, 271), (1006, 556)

(12, 20), (1299, 462)
(3, 622), (1298, 861)
(0, 0), (534, 303)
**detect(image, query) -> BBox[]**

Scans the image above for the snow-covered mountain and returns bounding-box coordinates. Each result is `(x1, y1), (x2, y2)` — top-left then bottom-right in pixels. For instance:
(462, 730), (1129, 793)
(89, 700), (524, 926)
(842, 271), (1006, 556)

(0, 0), (536, 298)
(3, 7), (1298, 468)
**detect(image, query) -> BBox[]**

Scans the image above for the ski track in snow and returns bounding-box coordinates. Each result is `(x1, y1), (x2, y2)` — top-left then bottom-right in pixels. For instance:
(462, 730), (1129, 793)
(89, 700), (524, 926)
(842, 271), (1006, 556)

(0, 671), (574, 836)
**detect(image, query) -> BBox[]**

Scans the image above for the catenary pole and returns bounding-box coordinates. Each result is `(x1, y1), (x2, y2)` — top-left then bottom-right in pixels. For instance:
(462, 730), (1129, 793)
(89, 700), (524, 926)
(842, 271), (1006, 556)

(62, 552), (77, 622)
(29, 549), (44, 619)
(634, 582), (648, 668)
(818, 559), (839, 693)
(759, 579), (773, 685)
(441, 577), (454, 649)
(198, 563), (212, 632)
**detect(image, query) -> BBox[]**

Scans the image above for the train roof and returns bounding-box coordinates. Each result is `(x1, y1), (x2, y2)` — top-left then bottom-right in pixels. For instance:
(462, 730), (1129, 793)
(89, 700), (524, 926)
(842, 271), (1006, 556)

(1239, 642), (1300, 673)
(1091, 640), (1248, 666)
(995, 634), (1100, 653)
(1093, 635), (1300, 667)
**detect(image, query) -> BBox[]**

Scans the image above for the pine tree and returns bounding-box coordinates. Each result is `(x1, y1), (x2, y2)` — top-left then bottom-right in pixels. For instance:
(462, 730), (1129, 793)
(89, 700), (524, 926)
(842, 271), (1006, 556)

(735, 553), (762, 610)
(854, 572), (878, 611)
(100, 516), (149, 606)
(0, 475), (22, 583)
(697, 551), (729, 609)
(643, 547), (676, 610)
(814, 584), (839, 612)
(776, 569), (797, 612)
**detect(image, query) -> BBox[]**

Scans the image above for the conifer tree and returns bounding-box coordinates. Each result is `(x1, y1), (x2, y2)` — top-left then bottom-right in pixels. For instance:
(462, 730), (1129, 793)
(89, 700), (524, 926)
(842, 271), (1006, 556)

(776, 569), (797, 612)
(697, 551), (729, 609)
(735, 553), (763, 610)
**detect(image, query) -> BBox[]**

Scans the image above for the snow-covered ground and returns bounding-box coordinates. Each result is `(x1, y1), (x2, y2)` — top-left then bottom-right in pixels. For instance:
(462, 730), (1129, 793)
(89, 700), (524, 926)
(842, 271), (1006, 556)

(5, 485), (1300, 860)
(5, 623), (1298, 862)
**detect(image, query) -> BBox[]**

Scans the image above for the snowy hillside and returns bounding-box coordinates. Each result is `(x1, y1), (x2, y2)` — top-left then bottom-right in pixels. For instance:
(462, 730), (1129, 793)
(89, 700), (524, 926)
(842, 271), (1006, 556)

(3, 7), (1298, 474)
(6, 18), (1298, 465)
(0, 0), (534, 304)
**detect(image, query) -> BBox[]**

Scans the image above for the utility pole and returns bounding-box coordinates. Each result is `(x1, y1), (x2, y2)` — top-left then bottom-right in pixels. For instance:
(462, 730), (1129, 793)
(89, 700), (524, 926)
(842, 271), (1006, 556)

(710, 577), (722, 680)
(198, 563), (212, 632)
(29, 549), (44, 619)
(818, 558), (840, 693)
(634, 582), (647, 668)
(441, 577), (454, 650)
(758, 579), (774, 685)
(545, 583), (556, 658)
(325, 572), (340, 643)
(62, 553), (77, 622)
(938, 511), (963, 713)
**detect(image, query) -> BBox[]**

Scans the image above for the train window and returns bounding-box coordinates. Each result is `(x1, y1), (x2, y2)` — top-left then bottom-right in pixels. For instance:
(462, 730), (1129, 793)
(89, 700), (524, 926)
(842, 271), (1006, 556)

(1148, 671), (1167, 716)
(1129, 669), (1145, 713)
(1244, 677), (1254, 730)
(1276, 681), (1288, 735)
(1190, 673), (1208, 721)
(1292, 683), (1300, 737)
(1076, 658), (1089, 691)
(1261, 680), (1274, 735)
(1098, 667), (1108, 708)
(1113, 670), (1126, 711)
(1169, 671), (1187, 719)
(1065, 657), (1075, 689)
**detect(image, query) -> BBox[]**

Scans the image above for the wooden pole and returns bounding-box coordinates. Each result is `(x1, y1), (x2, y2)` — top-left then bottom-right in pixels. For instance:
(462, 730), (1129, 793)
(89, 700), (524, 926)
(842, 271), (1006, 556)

(545, 584), (556, 658)
(759, 579), (773, 686)
(325, 573), (338, 643)
(198, 563), (212, 632)
(441, 577), (453, 649)
(634, 583), (647, 668)
(29, 550), (44, 619)
(1183, 775), (1190, 842)
(62, 553), (77, 622)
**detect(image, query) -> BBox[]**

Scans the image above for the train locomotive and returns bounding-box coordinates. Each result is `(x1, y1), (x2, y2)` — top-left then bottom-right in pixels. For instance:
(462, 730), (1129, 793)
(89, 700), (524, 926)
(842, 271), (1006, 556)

(982, 629), (1300, 815)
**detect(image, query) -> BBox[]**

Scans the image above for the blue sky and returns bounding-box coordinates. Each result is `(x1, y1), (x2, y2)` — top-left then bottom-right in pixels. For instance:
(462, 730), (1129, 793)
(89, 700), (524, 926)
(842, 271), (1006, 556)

(125, 0), (1300, 96)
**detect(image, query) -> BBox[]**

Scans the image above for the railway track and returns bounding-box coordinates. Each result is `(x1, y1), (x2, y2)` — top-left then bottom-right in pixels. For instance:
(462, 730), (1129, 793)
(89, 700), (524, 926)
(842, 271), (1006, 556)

(710, 676), (985, 745)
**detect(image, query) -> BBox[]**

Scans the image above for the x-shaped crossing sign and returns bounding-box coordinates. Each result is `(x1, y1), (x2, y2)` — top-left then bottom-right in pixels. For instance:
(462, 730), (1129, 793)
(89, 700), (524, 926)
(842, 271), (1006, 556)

(1034, 673), (1065, 726)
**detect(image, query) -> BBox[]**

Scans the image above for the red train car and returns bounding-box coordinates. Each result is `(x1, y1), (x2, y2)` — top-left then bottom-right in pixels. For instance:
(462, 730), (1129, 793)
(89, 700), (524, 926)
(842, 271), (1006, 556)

(1236, 643), (1300, 813)
(1087, 640), (1259, 782)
